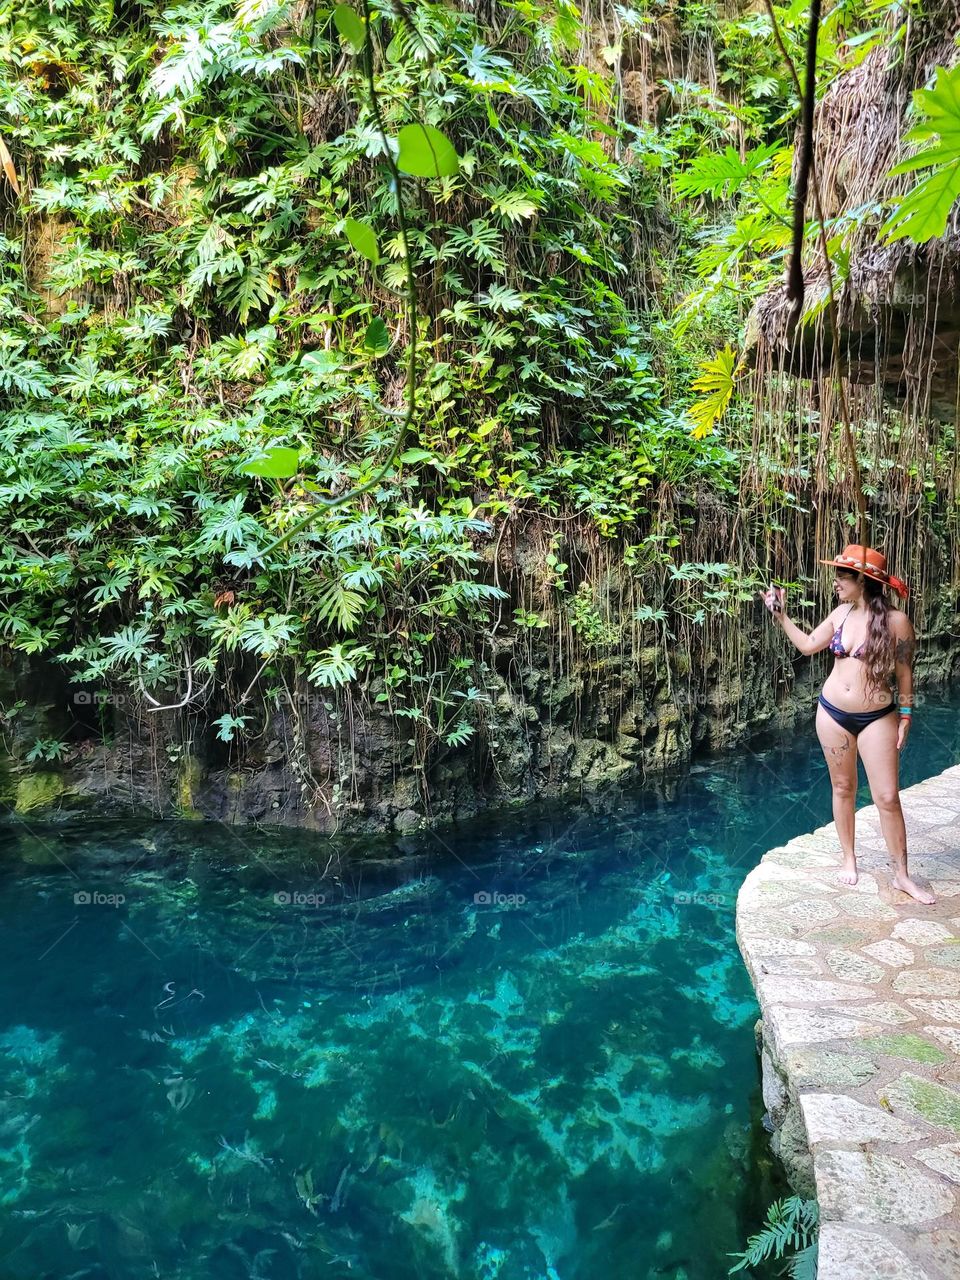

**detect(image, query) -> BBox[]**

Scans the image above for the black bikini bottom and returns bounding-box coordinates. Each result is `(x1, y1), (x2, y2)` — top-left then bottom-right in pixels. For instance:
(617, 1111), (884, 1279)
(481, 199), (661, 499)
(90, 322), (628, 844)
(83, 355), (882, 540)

(817, 692), (896, 737)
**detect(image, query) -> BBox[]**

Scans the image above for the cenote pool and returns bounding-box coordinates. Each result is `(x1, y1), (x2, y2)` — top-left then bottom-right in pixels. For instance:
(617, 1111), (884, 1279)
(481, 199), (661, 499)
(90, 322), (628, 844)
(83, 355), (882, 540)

(4, 688), (960, 1280)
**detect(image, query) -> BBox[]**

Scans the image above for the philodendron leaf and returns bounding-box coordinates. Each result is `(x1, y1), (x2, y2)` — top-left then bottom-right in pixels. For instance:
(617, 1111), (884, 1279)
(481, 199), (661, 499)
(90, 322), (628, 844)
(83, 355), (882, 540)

(241, 446), (300, 479)
(344, 217), (380, 264)
(687, 344), (742, 439)
(395, 123), (460, 178)
(333, 4), (366, 54)
(302, 349), (343, 374)
(881, 64), (960, 244)
(364, 317), (391, 354)
(882, 161), (960, 244)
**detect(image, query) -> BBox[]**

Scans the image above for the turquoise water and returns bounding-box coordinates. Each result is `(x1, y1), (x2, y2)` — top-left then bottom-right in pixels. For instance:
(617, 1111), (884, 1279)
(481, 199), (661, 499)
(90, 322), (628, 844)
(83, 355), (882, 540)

(3, 689), (960, 1280)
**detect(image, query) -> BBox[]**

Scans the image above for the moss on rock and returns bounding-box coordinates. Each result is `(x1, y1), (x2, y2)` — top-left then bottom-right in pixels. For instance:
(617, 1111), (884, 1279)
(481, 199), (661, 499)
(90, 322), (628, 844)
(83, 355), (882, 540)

(862, 1035), (950, 1065)
(176, 755), (205, 821)
(14, 771), (66, 814)
(885, 1072), (960, 1134)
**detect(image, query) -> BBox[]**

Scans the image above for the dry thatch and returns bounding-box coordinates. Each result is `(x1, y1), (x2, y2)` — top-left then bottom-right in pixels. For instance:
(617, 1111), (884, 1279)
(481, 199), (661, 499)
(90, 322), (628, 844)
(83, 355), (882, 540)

(732, 6), (960, 622)
(746, 6), (960, 422)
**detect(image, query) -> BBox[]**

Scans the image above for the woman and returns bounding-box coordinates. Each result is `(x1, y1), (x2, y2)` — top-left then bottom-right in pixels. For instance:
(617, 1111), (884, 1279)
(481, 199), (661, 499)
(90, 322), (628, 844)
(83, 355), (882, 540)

(761, 544), (934, 906)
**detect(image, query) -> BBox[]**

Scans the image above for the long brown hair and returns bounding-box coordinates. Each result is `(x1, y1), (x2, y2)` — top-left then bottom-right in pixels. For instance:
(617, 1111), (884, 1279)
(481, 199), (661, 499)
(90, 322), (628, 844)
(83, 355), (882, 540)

(836, 568), (897, 706)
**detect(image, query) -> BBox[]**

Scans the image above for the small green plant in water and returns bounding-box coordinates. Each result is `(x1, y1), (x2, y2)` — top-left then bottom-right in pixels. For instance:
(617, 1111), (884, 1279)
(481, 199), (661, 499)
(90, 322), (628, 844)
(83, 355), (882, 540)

(727, 1195), (819, 1278)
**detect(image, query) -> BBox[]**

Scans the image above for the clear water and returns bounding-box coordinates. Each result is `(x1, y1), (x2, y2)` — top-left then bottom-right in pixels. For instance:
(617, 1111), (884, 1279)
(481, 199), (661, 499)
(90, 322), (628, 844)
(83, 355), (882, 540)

(4, 688), (960, 1280)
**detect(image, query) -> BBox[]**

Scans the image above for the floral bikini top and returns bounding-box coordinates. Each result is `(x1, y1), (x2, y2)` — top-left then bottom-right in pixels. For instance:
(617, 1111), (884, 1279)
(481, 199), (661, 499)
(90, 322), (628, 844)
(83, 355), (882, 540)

(828, 604), (866, 659)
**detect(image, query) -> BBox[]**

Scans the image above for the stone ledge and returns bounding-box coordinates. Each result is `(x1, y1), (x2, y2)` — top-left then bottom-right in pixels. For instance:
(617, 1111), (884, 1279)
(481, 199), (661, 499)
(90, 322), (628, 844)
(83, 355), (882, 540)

(736, 764), (960, 1280)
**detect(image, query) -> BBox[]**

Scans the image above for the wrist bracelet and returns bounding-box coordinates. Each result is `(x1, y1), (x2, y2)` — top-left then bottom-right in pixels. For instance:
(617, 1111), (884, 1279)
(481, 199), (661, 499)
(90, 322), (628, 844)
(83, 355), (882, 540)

(899, 706), (913, 717)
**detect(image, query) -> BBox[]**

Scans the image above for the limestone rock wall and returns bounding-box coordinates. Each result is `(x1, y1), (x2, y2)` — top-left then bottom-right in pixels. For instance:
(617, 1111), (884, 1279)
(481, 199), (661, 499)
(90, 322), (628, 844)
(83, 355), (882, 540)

(3, 586), (959, 832)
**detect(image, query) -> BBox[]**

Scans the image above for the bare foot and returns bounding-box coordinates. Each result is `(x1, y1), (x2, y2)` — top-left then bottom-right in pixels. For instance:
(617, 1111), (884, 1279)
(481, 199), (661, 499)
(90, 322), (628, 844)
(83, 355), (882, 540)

(838, 852), (859, 886)
(891, 872), (937, 905)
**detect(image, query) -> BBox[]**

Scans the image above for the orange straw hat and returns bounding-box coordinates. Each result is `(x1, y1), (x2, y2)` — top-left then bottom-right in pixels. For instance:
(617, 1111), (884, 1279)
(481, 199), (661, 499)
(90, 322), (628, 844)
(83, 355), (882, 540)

(818, 543), (909, 599)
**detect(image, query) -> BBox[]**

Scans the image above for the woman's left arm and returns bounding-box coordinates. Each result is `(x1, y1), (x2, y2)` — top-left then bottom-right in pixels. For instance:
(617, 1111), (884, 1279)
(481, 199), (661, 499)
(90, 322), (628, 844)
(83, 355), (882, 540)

(892, 613), (916, 751)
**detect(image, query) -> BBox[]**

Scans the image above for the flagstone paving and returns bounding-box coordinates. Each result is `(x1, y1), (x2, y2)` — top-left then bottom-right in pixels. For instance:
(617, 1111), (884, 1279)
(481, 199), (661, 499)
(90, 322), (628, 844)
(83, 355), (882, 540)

(737, 764), (960, 1279)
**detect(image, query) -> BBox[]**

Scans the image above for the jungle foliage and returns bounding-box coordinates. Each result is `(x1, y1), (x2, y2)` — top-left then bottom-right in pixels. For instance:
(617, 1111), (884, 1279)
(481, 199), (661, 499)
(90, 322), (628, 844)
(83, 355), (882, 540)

(0, 0), (947, 748)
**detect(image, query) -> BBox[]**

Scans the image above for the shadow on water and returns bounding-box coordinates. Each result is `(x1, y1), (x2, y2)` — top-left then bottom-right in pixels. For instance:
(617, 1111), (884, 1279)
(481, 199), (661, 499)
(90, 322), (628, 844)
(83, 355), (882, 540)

(2, 683), (959, 1279)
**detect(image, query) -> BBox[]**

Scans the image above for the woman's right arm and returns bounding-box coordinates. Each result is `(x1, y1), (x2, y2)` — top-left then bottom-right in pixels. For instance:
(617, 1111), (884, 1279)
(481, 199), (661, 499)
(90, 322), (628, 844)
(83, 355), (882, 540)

(764, 594), (839, 656)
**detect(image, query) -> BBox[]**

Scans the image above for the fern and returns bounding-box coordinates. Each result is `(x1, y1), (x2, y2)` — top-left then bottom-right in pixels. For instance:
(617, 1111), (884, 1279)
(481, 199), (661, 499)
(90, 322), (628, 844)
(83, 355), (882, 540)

(727, 1196), (819, 1277)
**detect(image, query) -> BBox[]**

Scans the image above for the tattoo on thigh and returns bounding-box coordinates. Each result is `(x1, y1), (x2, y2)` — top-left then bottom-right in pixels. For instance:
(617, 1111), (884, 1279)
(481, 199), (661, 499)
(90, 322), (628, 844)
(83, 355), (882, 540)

(829, 737), (851, 761)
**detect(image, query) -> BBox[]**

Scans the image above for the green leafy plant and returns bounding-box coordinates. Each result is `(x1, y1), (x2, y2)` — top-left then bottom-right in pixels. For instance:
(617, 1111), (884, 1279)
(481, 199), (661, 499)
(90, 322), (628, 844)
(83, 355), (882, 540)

(727, 1195), (819, 1278)
(213, 713), (250, 743)
(25, 736), (68, 763)
(687, 344), (745, 439)
(0, 0), (927, 791)
(307, 643), (375, 688)
(568, 582), (620, 647)
(881, 63), (960, 244)
(513, 607), (549, 630)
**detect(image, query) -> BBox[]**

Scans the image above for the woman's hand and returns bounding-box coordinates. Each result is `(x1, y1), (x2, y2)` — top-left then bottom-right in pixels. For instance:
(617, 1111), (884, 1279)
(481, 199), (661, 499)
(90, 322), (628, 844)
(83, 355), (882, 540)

(897, 715), (911, 752)
(761, 585), (786, 617)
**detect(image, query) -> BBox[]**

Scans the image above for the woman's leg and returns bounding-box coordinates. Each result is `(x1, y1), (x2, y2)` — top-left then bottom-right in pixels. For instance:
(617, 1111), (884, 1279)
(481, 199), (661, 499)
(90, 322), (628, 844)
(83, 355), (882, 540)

(815, 701), (859, 885)
(857, 712), (936, 905)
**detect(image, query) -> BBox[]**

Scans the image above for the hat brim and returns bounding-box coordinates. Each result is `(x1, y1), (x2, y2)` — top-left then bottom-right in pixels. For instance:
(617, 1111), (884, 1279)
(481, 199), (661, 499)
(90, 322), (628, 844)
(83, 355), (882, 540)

(819, 559), (909, 596)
